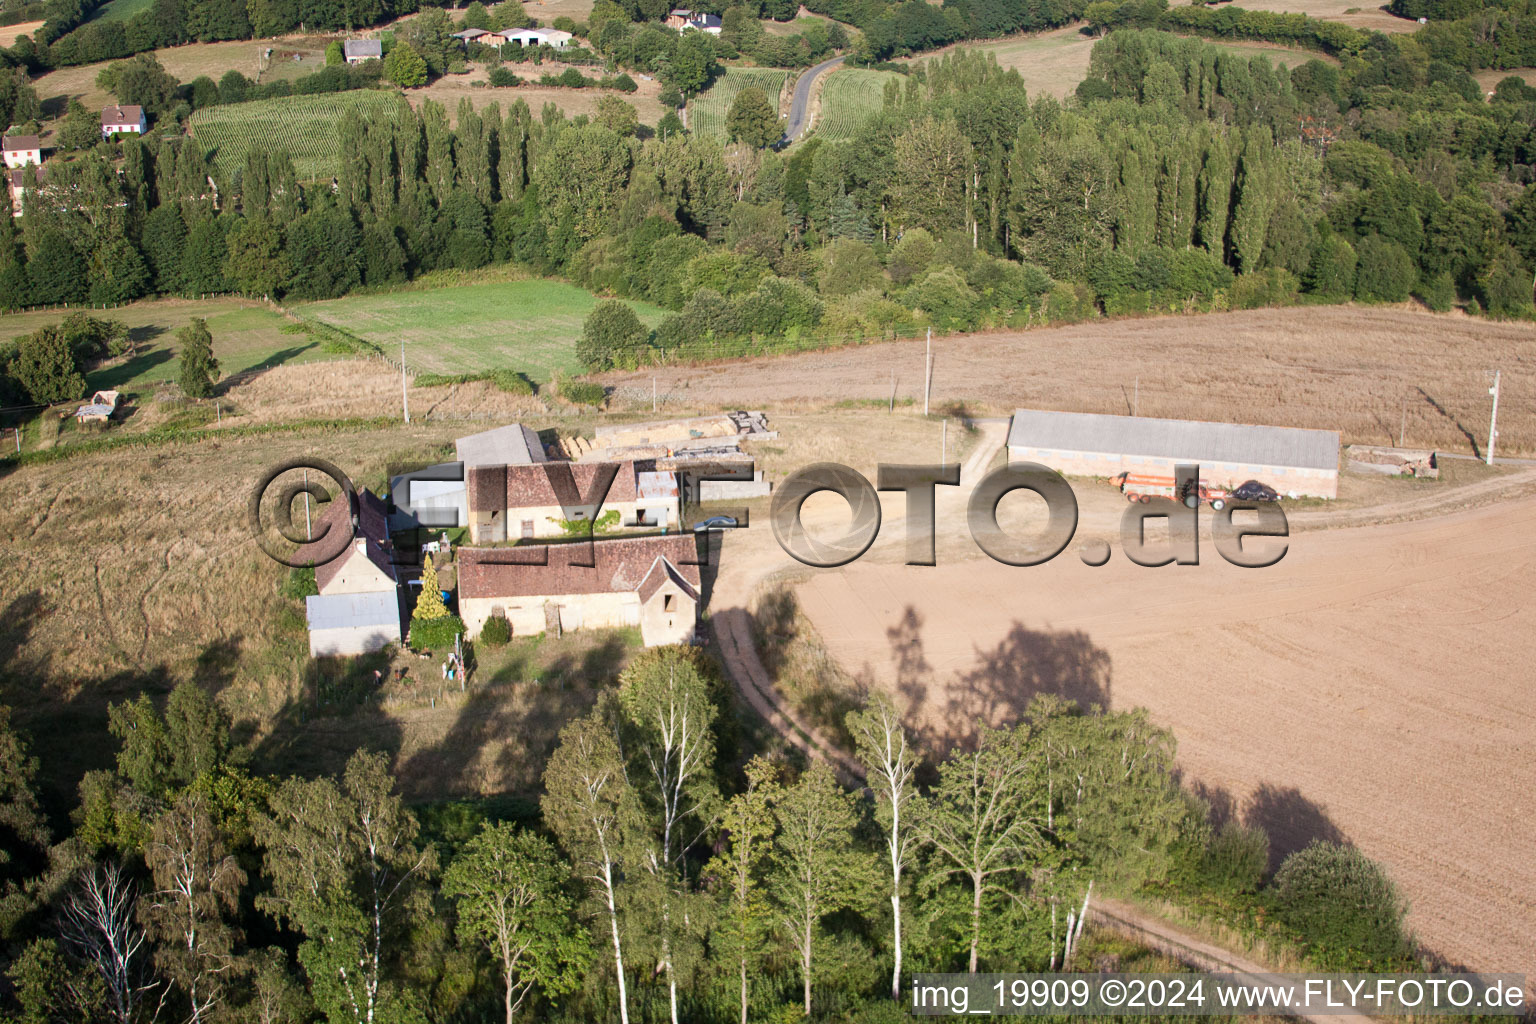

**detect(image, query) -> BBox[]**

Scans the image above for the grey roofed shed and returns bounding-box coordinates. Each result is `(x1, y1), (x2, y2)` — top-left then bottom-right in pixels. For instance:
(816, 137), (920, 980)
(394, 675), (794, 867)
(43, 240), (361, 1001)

(306, 590), (401, 631)
(1007, 409), (1339, 472)
(343, 39), (383, 58)
(454, 423), (547, 468)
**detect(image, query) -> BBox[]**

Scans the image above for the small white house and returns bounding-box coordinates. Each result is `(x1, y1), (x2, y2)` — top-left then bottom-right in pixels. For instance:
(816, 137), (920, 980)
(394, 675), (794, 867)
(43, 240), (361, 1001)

(342, 38), (383, 64)
(499, 27), (573, 48)
(1, 135), (40, 169)
(100, 105), (147, 139)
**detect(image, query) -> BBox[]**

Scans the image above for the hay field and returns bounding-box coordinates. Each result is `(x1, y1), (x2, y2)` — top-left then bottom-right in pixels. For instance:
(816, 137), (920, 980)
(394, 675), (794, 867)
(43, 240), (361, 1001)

(0, 417), (636, 803)
(602, 305), (1536, 458)
(190, 90), (403, 180)
(300, 278), (667, 382)
(410, 71), (668, 127)
(689, 67), (791, 141)
(1223, 0), (1419, 32)
(32, 36), (332, 115)
(0, 19), (43, 45)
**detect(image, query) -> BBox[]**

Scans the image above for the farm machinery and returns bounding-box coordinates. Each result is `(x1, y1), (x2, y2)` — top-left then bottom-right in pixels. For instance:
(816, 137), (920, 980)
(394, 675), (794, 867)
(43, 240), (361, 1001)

(1111, 471), (1228, 510)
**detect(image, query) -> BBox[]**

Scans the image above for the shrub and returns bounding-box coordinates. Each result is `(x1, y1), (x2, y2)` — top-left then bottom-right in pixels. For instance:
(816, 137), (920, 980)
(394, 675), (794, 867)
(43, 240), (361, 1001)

(561, 380), (607, 406)
(280, 566), (318, 599)
(577, 299), (648, 371)
(1200, 821), (1269, 894)
(1272, 841), (1412, 969)
(479, 615), (511, 647)
(1303, 232), (1357, 298)
(410, 614), (464, 652)
(490, 369), (535, 395)
(488, 67), (521, 87)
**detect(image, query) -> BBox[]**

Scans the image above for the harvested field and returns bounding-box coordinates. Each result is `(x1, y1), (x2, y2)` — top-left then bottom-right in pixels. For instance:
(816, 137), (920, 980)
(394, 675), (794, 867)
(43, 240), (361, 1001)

(603, 305), (1536, 458)
(0, 19), (43, 45)
(1221, 0), (1420, 32)
(410, 66), (667, 126)
(790, 489), (1536, 977)
(808, 67), (899, 141)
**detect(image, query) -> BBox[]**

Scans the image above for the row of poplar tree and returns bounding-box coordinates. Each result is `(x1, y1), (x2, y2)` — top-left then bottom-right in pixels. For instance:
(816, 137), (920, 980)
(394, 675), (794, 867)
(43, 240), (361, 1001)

(3, 32), (1534, 320)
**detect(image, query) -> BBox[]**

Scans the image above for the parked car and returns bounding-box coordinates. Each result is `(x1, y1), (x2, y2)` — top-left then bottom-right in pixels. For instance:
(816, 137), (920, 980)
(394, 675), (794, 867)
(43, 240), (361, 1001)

(1232, 480), (1280, 502)
(692, 515), (739, 532)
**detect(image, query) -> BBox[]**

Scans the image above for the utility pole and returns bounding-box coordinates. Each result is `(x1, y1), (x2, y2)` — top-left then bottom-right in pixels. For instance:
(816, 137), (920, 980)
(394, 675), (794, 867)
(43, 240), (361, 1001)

(889, 369), (896, 413)
(1486, 369), (1501, 466)
(401, 340), (410, 424)
(923, 327), (931, 416)
(652, 375), (657, 413)
(303, 469), (312, 541)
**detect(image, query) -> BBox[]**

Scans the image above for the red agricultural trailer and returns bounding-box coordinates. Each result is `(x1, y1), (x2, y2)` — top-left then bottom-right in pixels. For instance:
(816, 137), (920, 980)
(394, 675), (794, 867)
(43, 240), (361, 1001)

(1112, 471), (1229, 510)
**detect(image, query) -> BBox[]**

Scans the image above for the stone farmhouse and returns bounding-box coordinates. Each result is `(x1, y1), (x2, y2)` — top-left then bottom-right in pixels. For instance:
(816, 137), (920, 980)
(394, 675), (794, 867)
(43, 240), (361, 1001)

(458, 533), (700, 646)
(466, 459), (681, 542)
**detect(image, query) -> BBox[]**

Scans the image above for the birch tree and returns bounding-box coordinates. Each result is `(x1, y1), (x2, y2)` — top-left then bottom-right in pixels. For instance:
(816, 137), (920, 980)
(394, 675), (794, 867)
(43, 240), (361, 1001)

(618, 647), (720, 1024)
(142, 793), (245, 1024)
(1029, 696), (1184, 969)
(706, 757), (778, 1024)
(59, 862), (160, 1024)
(541, 710), (643, 1024)
(254, 751), (438, 1024)
(922, 724), (1046, 973)
(442, 822), (589, 1024)
(847, 694), (923, 1001)
(768, 764), (873, 1017)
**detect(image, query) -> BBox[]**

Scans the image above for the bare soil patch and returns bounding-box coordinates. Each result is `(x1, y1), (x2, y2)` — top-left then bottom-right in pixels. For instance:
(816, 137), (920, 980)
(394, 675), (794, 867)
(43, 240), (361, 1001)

(603, 305), (1536, 458)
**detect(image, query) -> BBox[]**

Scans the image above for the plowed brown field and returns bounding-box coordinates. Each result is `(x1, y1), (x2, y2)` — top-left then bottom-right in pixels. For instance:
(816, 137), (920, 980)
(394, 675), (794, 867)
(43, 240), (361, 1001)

(793, 494), (1536, 976)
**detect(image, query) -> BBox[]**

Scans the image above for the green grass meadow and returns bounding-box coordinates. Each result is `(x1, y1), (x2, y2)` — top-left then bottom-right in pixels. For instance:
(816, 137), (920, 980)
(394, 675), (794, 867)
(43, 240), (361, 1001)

(1, 298), (327, 395)
(299, 278), (667, 382)
(189, 91), (403, 181)
(690, 67), (791, 142)
(91, 0), (156, 22)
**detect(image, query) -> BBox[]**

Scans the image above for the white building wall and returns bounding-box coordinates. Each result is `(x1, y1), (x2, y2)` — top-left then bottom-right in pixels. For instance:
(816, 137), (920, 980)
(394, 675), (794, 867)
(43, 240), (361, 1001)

(309, 624), (399, 657)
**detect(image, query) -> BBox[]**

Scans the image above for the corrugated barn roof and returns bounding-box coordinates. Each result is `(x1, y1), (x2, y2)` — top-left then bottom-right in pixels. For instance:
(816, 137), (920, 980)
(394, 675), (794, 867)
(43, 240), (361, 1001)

(1008, 409), (1340, 472)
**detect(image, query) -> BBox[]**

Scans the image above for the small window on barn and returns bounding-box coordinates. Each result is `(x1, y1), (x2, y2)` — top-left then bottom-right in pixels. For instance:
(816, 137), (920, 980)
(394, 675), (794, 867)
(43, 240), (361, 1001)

(664, 593), (676, 612)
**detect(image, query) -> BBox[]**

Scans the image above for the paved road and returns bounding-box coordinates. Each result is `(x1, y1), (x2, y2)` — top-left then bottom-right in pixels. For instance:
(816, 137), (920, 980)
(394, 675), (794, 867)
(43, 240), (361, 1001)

(781, 55), (846, 144)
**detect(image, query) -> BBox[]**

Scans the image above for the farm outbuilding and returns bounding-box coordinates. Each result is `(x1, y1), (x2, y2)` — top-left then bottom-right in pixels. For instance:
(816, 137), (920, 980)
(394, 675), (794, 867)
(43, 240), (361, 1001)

(305, 590), (403, 656)
(1007, 408), (1341, 499)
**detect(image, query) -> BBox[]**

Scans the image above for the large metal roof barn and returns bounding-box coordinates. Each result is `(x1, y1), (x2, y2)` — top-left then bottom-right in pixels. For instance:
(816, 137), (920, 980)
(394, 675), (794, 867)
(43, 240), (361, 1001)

(1007, 408), (1341, 498)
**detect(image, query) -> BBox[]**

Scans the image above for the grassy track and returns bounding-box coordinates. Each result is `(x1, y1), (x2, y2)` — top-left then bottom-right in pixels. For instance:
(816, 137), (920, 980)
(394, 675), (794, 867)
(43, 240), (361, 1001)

(299, 279), (667, 382)
(810, 68), (899, 142)
(189, 91), (402, 180)
(689, 67), (790, 142)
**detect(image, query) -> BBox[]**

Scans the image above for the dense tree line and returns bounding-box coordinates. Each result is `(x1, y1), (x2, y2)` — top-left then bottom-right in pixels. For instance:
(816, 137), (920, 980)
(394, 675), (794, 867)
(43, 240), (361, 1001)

(2, 33), (1532, 342)
(0, 641), (1414, 1023)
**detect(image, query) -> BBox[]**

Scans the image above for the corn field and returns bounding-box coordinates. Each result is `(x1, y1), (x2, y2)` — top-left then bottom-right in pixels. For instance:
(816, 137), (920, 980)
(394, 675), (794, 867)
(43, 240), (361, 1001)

(688, 67), (790, 142)
(189, 91), (403, 181)
(810, 68), (901, 142)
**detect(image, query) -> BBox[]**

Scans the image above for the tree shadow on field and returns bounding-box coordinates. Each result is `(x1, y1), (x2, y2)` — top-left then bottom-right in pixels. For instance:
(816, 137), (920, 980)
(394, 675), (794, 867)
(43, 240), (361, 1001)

(881, 605), (1114, 757)
(1242, 782), (1348, 871)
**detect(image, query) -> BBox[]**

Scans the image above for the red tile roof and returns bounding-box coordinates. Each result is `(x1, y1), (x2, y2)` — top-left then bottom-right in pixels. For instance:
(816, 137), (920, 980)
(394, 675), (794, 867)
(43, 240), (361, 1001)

(100, 104), (144, 125)
(458, 534), (700, 601)
(467, 460), (661, 514)
(292, 489), (398, 590)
